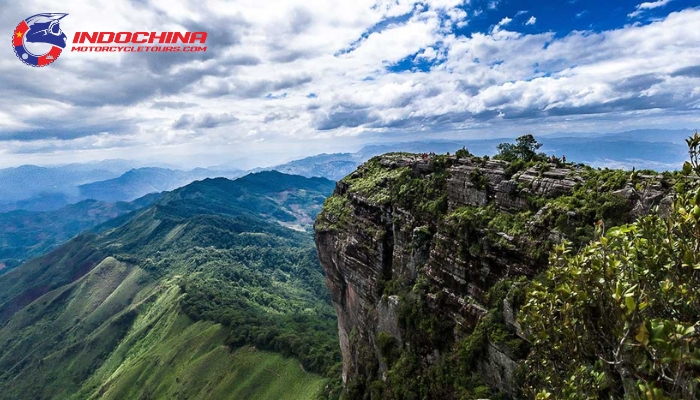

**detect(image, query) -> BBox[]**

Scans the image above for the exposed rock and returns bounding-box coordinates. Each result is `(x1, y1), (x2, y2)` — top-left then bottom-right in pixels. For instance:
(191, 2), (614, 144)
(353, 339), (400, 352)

(614, 184), (673, 219)
(377, 295), (402, 344)
(494, 180), (529, 211)
(314, 154), (674, 398)
(477, 342), (520, 396)
(517, 167), (577, 198)
(503, 297), (525, 339)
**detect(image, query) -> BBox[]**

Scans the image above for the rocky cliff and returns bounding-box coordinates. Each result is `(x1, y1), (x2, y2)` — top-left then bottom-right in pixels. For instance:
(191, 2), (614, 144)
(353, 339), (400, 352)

(314, 153), (673, 398)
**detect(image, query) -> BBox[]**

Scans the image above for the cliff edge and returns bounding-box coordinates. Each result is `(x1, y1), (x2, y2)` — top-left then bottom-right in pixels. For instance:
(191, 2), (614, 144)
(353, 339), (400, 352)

(314, 152), (672, 398)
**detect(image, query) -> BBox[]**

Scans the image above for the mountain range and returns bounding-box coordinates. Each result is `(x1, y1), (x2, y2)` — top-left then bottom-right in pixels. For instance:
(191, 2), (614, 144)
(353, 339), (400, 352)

(1, 129), (691, 213)
(0, 171), (338, 399)
(0, 194), (159, 273)
(263, 129), (693, 180)
(0, 165), (243, 212)
(0, 133), (698, 399)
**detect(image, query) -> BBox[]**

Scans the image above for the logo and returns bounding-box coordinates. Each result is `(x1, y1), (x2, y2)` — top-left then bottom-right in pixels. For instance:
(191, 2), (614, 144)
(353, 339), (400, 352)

(11, 14), (207, 66)
(12, 13), (68, 67)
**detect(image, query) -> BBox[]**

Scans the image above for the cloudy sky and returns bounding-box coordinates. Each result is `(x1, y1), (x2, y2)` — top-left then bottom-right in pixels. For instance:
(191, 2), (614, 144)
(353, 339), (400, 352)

(1, 0), (699, 168)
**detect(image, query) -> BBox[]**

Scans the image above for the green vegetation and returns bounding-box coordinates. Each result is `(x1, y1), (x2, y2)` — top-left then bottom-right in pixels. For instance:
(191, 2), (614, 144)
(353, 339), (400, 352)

(469, 167), (489, 190)
(78, 282), (325, 400)
(336, 154), (450, 224)
(539, 168), (633, 245)
(0, 195), (156, 273)
(319, 135), (696, 399)
(342, 157), (413, 205)
(316, 195), (351, 231)
(455, 146), (472, 159)
(0, 172), (338, 399)
(521, 133), (700, 399)
(391, 157), (450, 222)
(494, 134), (547, 163)
(359, 276), (530, 400)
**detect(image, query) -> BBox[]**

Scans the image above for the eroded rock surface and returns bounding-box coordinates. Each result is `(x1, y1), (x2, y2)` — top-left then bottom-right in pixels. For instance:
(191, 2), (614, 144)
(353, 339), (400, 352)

(315, 153), (673, 397)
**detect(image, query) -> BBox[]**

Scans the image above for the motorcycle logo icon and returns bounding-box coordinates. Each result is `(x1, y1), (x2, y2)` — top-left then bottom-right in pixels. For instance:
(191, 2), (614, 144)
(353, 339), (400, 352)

(12, 13), (68, 67)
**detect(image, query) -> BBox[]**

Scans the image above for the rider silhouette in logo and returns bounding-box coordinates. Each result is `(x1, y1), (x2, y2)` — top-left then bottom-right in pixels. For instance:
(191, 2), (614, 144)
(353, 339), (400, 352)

(13, 13), (68, 67)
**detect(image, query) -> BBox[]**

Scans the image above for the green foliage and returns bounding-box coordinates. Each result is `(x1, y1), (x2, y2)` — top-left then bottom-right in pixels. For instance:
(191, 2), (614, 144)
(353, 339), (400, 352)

(469, 168), (489, 191)
(494, 134), (546, 162)
(455, 146), (472, 159)
(504, 159), (528, 178)
(342, 158), (412, 204)
(521, 182), (700, 398)
(325, 155), (450, 227)
(74, 282), (326, 400)
(367, 277), (516, 400)
(376, 332), (400, 366)
(541, 168), (634, 246)
(392, 167), (449, 222)
(398, 277), (455, 352)
(316, 195), (351, 231)
(179, 247), (340, 376)
(444, 205), (541, 261)
(0, 196), (156, 273)
(684, 131), (700, 175)
(0, 172), (339, 399)
(0, 234), (105, 323)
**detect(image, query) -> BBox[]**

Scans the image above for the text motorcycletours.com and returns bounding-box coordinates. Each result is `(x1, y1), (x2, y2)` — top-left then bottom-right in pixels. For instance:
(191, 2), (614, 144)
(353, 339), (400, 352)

(70, 31), (208, 52)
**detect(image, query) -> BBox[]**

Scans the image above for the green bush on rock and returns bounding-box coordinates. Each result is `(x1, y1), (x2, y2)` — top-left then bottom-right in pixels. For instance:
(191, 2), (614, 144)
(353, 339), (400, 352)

(520, 133), (700, 399)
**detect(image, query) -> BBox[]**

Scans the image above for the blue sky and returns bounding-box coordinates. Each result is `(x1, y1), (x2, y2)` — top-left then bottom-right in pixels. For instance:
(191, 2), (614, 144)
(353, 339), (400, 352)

(458, 0), (698, 35)
(0, 0), (699, 168)
(390, 0), (699, 72)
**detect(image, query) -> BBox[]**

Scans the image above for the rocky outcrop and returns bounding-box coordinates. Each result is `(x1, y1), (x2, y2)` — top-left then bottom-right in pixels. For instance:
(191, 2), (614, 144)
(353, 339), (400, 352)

(315, 153), (673, 397)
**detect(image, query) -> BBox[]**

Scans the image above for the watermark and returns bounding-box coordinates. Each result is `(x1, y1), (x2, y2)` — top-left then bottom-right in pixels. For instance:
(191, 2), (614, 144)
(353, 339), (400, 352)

(12, 13), (208, 67)
(70, 46), (207, 53)
(12, 13), (68, 67)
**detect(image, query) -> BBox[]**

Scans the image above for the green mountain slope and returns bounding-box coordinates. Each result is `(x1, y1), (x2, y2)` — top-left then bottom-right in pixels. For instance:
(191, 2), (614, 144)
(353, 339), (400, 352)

(0, 171), (338, 400)
(0, 194), (158, 273)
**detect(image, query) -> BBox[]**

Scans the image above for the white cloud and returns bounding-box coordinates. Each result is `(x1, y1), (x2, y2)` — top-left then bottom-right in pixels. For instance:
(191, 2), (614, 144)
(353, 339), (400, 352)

(0, 1), (698, 168)
(525, 16), (537, 25)
(628, 0), (672, 18)
(497, 17), (512, 27)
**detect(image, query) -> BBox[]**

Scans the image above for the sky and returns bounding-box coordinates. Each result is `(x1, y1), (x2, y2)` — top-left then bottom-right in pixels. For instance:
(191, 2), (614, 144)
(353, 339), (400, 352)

(1, 0), (699, 168)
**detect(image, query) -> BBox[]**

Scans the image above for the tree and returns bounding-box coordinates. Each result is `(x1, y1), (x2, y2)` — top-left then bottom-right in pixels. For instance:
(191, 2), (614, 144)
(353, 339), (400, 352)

(455, 146), (472, 159)
(520, 135), (700, 399)
(495, 134), (543, 162)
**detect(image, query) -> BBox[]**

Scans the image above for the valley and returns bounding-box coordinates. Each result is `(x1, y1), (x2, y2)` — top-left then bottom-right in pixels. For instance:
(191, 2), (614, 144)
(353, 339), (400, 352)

(0, 171), (339, 399)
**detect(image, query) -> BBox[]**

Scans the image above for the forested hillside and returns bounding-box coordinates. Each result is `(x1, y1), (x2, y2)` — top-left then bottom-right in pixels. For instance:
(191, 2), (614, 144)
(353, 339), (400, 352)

(0, 171), (339, 400)
(0, 194), (158, 273)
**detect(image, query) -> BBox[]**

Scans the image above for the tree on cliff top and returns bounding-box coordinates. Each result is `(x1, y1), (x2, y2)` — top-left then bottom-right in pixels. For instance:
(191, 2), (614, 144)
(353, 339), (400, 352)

(494, 134), (544, 162)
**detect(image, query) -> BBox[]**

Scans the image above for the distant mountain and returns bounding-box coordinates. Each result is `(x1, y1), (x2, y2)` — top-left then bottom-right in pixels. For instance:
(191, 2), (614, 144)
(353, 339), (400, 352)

(539, 137), (687, 170)
(0, 194), (159, 274)
(542, 128), (695, 143)
(0, 160), (150, 211)
(263, 153), (362, 181)
(51, 159), (142, 174)
(0, 165), (119, 210)
(78, 167), (242, 203)
(264, 141), (487, 180)
(0, 171), (338, 399)
(266, 130), (694, 180)
(0, 165), (244, 212)
(158, 170), (335, 231)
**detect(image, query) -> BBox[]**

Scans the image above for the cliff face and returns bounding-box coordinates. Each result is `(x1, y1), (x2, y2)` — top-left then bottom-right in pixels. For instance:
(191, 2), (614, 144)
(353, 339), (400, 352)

(314, 153), (672, 398)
